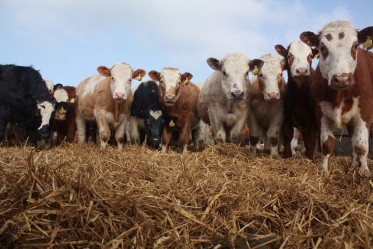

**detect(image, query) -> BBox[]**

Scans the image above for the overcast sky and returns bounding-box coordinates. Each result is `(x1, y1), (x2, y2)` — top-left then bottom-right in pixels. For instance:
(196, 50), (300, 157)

(0, 0), (372, 87)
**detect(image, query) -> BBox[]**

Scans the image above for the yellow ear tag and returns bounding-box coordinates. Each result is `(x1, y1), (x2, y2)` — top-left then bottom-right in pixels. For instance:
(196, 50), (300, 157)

(169, 119), (175, 127)
(183, 78), (189, 85)
(252, 66), (258, 76)
(136, 75), (143, 81)
(314, 53), (320, 59)
(363, 36), (373, 50)
(69, 98), (75, 103)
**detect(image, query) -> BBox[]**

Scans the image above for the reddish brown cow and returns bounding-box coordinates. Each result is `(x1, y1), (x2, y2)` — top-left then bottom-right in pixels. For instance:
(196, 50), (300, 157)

(275, 41), (319, 161)
(300, 20), (373, 177)
(149, 68), (200, 153)
(53, 86), (78, 145)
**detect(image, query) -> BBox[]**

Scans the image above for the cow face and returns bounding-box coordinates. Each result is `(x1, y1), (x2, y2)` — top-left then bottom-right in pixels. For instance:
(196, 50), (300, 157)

(53, 88), (69, 121)
(300, 20), (372, 89)
(37, 100), (55, 139)
(275, 41), (316, 87)
(148, 68), (192, 106)
(97, 63), (145, 102)
(256, 54), (286, 100)
(144, 110), (164, 148)
(207, 53), (264, 101)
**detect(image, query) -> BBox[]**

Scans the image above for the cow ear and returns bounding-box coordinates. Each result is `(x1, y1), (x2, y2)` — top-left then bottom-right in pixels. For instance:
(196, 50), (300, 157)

(275, 44), (287, 58)
(207, 57), (221, 70)
(97, 66), (111, 77)
(358, 26), (373, 50)
(249, 59), (264, 70)
(133, 69), (146, 81)
(300, 31), (319, 47)
(148, 70), (161, 81)
(181, 72), (193, 85)
(280, 59), (287, 71)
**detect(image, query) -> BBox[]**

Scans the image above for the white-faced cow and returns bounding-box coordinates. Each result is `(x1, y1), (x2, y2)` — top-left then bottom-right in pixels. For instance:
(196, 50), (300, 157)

(76, 62), (145, 149)
(198, 52), (264, 144)
(300, 20), (373, 177)
(275, 41), (319, 161)
(129, 80), (164, 149)
(148, 68), (200, 153)
(0, 65), (56, 145)
(248, 54), (286, 157)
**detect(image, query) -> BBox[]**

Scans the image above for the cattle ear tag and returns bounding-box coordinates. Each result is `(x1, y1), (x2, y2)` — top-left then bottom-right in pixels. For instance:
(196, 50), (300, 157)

(183, 78), (189, 85)
(169, 119), (175, 127)
(363, 36), (373, 50)
(314, 53), (320, 59)
(136, 75), (143, 81)
(252, 66), (259, 76)
(69, 98), (75, 103)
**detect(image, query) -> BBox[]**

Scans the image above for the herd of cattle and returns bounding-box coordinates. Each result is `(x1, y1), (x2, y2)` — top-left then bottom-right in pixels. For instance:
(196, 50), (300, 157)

(1, 20), (373, 177)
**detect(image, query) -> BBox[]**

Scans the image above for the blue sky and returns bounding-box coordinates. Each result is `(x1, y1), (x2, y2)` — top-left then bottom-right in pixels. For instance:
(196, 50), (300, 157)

(0, 0), (372, 87)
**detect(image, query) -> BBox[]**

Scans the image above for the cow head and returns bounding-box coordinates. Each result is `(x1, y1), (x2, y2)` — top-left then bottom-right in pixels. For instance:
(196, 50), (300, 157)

(275, 41), (318, 87)
(43, 79), (54, 94)
(144, 110), (164, 148)
(36, 99), (56, 139)
(255, 54), (286, 101)
(207, 53), (264, 101)
(97, 63), (146, 102)
(53, 87), (69, 121)
(148, 68), (192, 106)
(300, 20), (373, 89)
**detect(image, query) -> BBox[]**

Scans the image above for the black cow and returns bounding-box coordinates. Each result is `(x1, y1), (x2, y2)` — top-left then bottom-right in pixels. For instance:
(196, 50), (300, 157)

(130, 81), (164, 148)
(0, 65), (56, 145)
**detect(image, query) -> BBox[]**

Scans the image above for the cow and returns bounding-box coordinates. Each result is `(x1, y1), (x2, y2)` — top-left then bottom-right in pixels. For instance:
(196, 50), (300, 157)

(76, 62), (145, 149)
(148, 68), (200, 153)
(300, 20), (373, 177)
(44, 79), (54, 94)
(129, 80), (164, 149)
(198, 52), (264, 145)
(0, 65), (56, 145)
(52, 85), (78, 145)
(248, 54), (286, 157)
(275, 41), (319, 161)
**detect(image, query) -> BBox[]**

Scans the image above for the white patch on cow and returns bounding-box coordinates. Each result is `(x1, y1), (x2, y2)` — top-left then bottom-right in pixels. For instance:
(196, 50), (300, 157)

(150, 110), (162, 120)
(53, 88), (69, 102)
(254, 54), (285, 100)
(37, 101), (55, 129)
(318, 20), (358, 85)
(220, 52), (250, 99)
(161, 68), (181, 93)
(288, 41), (312, 77)
(110, 62), (133, 100)
(82, 74), (104, 97)
(44, 79), (54, 94)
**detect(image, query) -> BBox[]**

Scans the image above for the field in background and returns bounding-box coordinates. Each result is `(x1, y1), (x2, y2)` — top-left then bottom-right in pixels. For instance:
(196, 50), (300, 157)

(0, 144), (372, 248)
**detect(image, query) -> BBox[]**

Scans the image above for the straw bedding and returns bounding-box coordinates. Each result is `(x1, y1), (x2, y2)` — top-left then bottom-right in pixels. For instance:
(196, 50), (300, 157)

(0, 144), (372, 248)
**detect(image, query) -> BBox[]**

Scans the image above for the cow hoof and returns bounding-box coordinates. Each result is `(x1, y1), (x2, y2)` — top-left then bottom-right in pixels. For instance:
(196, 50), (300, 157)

(359, 168), (372, 178)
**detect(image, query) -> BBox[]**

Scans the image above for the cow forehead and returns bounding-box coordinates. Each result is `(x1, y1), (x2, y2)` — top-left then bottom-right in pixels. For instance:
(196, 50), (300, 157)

(149, 110), (162, 120)
(161, 68), (180, 85)
(221, 53), (250, 73)
(53, 89), (69, 102)
(289, 41), (311, 57)
(320, 20), (357, 46)
(260, 54), (283, 75)
(111, 63), (133, 80)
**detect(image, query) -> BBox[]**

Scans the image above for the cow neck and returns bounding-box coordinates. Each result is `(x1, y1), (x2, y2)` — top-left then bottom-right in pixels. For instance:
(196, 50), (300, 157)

(114, 101), (121, 123)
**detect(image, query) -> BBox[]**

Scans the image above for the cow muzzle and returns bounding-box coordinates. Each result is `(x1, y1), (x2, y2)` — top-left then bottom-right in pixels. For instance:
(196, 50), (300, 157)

(37, 125), (51, 139)
(164, 94), (176, 105)
(113, 92), (126, 102)
(230, 89), (244, 100)
(264, 92), (280, 100)
(330, 73), (354, 89)
(294, 67), (310, 77)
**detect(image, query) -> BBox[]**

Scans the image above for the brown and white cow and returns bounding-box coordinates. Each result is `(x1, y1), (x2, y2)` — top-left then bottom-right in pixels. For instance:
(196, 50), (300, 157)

(275, 41), (319, 161)
(248, 54), (286, 157)
(76, 62), (145, 149)
(198, 52), (264, 144)
(53, 85), (78, 145)
(148, 68), (200, 153)
(300, 20), (373, 177)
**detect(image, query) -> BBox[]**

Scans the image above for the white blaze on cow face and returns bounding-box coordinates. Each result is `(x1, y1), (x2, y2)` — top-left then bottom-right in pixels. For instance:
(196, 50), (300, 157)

(53, 88), (69, 102)
(98, 63), (133, 102)
(288, 41), (313, 81)
(37, 101), (55, 130)
(161, 68), (181, 101)
(318, 20), (358, 88)
(150, 110), (162, 120)
(44, 79), (54, 94)
(256, 54), (285, 100)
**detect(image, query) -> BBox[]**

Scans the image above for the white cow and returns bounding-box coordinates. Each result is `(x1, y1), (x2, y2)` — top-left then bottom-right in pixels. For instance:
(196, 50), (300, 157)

(198, 52), (264, 144)
(248, 54), (286, 157)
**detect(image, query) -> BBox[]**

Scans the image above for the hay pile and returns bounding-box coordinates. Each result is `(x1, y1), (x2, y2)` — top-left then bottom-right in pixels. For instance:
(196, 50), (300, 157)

(0, 144), (372, 248)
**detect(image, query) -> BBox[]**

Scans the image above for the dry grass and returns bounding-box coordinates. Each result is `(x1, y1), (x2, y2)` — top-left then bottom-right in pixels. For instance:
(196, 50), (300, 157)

(0, 144), (372, 249)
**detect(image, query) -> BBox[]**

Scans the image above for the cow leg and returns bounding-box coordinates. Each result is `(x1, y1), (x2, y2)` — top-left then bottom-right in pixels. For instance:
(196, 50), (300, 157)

(180, 124), (192, 153)
(230, 116), (247, 145)
(248, 115), (261, 155)
(0, 120), (6, 141)
(208, 110), (225, 143)
(161, 126), (172, 153)
(129, 117), (140, 144)
(191, 126), (201, 151)
(76, 114), (86, 143)
(320, 116), (335, 175)
(351, 119), (371, 177)
(114, 120), (126, 150)
(302, 127), (317, 162)
(95, 112), (111, 148)
(267, 123), (281, 158)
(282, 123), (294, 158)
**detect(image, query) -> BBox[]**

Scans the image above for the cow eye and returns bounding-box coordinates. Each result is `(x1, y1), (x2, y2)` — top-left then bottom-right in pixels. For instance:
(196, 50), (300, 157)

(245, 71), (249, 77)
(259, 73), (264, 78)
(222, 71), (227, 76)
